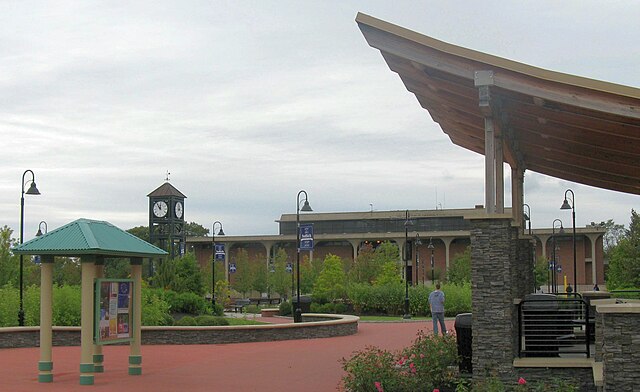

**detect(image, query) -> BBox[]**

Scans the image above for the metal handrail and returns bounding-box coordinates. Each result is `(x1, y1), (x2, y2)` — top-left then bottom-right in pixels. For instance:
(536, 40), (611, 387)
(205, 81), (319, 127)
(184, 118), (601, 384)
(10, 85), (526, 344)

(517, 297), (591, 358)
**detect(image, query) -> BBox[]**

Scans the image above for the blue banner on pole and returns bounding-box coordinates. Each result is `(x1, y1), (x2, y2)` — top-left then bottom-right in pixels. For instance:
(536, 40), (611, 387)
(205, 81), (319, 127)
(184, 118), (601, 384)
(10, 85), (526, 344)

(215, 244), (226, 261)
(229, 263), (236, 273)
(299, 224), (314, 250)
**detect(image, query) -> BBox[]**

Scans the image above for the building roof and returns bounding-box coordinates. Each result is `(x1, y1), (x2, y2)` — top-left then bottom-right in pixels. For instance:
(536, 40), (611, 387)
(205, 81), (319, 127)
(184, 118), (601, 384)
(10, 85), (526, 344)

(147, 182), (187, 198)
(356, 13), (640, 195)
(277, 207), (493, 223)
(13, 218), (168, 257)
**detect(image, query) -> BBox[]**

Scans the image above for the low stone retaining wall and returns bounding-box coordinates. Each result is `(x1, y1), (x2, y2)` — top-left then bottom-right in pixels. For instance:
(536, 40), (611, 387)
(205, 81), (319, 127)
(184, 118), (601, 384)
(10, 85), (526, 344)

(0, 314), (359, 349)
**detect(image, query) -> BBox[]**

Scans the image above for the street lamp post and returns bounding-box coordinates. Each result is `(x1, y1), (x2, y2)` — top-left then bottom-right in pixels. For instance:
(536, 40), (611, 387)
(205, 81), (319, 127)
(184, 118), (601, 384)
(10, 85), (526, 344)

(523, 203), (531, 235)
(295, 190), (312, 323)
(415, 233), (421, 285)
(211, 221), (225, 305)
(19, 169), (41, 326)
(403, 210), (412, 320)
(36, 221), (48, 237)
(561, 189), (577, 293)
(428, 237), (435, 283)
(552, 219), (564, 294)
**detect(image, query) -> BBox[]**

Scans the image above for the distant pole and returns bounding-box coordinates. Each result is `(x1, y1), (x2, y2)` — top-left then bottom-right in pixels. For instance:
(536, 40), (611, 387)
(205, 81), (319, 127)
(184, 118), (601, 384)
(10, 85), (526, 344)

(403, 210), (411, 320)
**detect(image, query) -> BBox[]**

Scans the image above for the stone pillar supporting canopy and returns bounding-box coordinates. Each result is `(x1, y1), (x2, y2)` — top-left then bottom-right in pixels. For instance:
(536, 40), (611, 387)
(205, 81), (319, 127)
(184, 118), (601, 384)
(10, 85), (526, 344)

(470, 216), (533, 383)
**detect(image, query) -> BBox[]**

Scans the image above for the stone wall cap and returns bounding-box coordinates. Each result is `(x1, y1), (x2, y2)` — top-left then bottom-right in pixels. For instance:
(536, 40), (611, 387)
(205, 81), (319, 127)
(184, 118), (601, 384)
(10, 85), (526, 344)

(513, 357), (594, 368)
(596, 302), (640, 313)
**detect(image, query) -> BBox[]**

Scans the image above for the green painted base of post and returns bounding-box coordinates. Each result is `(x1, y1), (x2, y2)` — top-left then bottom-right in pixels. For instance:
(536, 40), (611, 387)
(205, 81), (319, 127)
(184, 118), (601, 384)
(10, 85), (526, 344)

(128, 367), (142, 375)
(79, 363), (95, 385)
(38, 361), (53, 383)
(129, 355), (142, 376)
(93, 354), (104, 373)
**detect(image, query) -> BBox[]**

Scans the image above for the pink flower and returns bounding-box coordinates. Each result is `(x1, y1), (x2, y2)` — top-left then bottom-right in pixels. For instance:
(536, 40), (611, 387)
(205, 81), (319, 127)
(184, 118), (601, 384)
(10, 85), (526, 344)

(397, 358), (405, 366)
(409, 363), (416, 374)
(518, 377), (527, 385)
(410, 353), (416, 359)
(420, 353), (425, 359)
(433, 389), (440, 392)
(375, 381), (384, 392)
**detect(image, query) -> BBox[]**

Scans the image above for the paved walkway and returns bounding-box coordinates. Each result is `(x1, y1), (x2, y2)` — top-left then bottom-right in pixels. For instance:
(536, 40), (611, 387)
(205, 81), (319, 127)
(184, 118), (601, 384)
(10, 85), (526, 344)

(0, 318), (454, 392)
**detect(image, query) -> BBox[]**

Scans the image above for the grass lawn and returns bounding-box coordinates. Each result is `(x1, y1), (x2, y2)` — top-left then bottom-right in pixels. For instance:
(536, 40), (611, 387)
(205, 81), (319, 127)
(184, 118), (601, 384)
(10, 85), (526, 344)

(225, 318), (269, 326)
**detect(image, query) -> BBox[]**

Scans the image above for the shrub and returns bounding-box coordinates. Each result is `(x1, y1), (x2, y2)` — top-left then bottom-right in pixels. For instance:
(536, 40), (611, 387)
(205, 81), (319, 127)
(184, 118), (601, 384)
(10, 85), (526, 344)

(347, 282), (404, 315)
(442, 283), (471, 317)
(341, 332), (459, 392)
(194, 315), (229, 326)
(244, 304), (261, 314)
(211, 302), (224, 316)
(175, 315), (196, 326)
(51, 285), (81, 326)
(279, 300), (292, 316)
(141, 288), (173, 326)
(0, 285), (18, 327)
(169, 291), (209, 315)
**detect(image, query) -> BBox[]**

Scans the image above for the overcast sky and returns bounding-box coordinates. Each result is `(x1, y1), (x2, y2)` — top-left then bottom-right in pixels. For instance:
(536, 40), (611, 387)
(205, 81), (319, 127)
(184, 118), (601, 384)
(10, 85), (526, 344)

(1, 1), (638, 240)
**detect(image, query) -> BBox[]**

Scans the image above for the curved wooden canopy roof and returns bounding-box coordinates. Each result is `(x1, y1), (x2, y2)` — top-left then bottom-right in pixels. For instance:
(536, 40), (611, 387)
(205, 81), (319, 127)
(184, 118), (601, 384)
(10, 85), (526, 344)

(357, 13), (640, 195)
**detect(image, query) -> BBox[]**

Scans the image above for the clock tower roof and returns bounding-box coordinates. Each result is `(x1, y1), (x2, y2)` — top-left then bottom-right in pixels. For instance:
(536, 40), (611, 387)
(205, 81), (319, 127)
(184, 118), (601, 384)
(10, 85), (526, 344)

(147, 182), (187, 198)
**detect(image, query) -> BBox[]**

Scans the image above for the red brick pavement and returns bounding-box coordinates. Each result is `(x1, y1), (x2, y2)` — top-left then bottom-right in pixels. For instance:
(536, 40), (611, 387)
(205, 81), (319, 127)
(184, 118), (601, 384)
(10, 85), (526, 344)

(0, 319), (454, 392)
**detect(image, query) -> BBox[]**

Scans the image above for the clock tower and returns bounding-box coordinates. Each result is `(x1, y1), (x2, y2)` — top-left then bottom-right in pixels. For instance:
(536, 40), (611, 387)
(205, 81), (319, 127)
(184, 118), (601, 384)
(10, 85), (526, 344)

(148, 181), (186, 259)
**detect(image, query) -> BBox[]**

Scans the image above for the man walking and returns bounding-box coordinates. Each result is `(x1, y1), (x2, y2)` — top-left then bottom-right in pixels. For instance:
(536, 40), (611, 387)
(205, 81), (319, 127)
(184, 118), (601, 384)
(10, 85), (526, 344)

(428, 283), (446, 335)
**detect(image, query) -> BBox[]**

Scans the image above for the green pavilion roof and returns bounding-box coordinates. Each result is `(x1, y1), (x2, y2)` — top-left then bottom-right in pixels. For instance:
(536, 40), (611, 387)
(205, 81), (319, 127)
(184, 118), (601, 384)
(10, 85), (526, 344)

(13, 218), (168, 258)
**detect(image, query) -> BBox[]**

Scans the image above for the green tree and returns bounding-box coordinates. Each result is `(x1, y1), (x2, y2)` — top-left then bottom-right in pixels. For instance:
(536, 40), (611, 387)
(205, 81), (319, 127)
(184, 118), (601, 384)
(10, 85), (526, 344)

(184, 222), (209, 237)
(268, 249), (292, 300)
(607, 210), (640, 289)
(127, 222), (208, 242)
(53, 257), (81, 286)
(375, 261), (402, 286)
(104, 258), (130, 279)
(348, 243), (385, 284)
(374, 241), (400, 266)
(251, 258), (269, 294)
(534, 256), (549, 290)
(312, 254), (346, 302)
(151, 253), (204, 294)
(300, 255), (322, 294)
(0, 226), (18, 287)
(446, 247), (471, 285)
(231, 249), (253, 297)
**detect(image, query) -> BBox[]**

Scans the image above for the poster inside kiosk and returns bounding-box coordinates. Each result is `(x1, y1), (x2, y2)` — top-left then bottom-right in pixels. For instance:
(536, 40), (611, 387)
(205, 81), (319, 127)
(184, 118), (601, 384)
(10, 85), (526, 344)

(94, 279), (133, 345)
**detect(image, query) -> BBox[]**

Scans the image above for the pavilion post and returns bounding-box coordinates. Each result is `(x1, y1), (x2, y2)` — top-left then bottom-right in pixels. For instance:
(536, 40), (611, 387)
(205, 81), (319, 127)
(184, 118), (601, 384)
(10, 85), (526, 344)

(93, 257), (105, 373)
(38, 255), (54, 383)
(129, 257), (143, 375)
(79, 256), (96, 385)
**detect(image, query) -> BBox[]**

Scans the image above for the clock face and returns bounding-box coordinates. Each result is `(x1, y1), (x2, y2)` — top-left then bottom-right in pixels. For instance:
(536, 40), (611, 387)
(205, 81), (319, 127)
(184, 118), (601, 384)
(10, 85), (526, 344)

(153, 201), (168, 218)
(175, 201), (183, 219)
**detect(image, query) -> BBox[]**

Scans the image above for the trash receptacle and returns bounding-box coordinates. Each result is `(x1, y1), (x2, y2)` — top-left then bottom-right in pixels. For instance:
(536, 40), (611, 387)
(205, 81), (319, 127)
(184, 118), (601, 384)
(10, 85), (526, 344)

(295, 295), (312, 314)
(454, 313), (472, 373)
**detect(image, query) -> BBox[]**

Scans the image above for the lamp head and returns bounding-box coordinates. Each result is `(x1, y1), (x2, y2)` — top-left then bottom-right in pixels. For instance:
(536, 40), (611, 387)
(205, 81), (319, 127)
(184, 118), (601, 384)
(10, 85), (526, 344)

(26, 181), (40, 195)
(560, 199), (572, 210)
(36, 228), (43, 237)
(217, 227), (225, 236)
(523, 212), (530, 221)
(559, 225), (565, 234)
(300, 200), (312, 212)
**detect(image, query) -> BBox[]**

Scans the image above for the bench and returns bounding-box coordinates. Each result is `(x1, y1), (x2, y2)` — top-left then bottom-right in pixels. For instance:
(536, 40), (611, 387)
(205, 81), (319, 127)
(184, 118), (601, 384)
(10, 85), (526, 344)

(230, 298), (251, 313)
